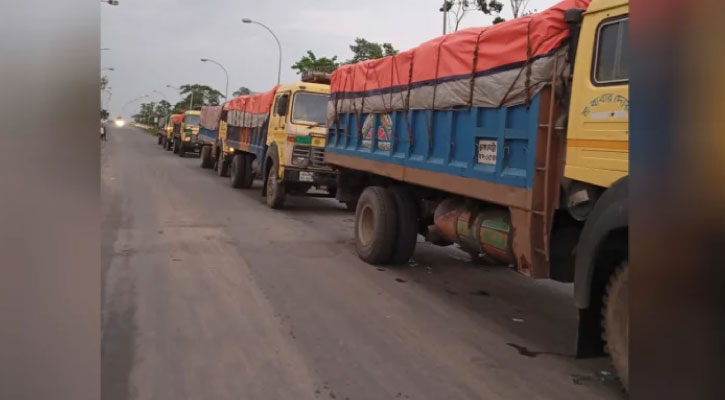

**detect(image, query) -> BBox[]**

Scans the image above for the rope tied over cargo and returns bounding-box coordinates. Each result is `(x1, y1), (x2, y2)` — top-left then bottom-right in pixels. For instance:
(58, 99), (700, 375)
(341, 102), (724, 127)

(468, 29), (486, 109)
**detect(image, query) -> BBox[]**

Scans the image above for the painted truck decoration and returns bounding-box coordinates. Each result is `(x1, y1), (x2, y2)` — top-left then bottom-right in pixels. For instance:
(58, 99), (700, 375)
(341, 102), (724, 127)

(325, 0), (629, 389)
(196, 80), (337, 208)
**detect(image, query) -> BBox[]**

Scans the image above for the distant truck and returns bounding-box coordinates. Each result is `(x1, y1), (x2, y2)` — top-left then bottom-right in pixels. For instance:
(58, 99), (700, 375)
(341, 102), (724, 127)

(172, 110), (202, 157)
(198, 79), (336, 209)
(156, 116), (168, 145)
(161, 113), (183, 151)
(325, 0), (629, 389)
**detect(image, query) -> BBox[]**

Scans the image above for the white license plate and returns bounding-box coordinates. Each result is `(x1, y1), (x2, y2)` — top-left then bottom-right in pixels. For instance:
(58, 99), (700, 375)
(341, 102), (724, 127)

(477, 139), (498, 165)
(299, 171), (314, 182)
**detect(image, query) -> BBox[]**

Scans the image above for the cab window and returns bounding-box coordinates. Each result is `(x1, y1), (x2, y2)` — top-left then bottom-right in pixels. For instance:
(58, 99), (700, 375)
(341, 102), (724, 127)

(274, 94), (289, 117)
(593, 16), (629, 85)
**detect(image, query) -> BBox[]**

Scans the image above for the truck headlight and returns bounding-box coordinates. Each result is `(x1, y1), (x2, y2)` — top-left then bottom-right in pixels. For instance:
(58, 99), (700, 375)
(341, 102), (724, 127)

(184, 136), (191, 142)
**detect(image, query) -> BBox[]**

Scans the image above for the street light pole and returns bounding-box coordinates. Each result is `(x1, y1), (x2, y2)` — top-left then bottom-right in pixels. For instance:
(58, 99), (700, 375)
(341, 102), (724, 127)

(121, 94), (149, 119)
(200, 58), (229, 100)
(241, 18), (282, 85)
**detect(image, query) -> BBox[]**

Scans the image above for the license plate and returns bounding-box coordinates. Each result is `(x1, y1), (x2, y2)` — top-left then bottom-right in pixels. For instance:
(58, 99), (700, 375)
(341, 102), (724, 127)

(477, 139), (498, 165)
(312, 138), (324, 147)
(299, 171), (314, 182)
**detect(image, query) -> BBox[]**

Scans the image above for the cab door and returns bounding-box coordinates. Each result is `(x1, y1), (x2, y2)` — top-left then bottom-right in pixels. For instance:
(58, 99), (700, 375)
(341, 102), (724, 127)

(565, 3), (629, 188)
(267, 91), (291, 163)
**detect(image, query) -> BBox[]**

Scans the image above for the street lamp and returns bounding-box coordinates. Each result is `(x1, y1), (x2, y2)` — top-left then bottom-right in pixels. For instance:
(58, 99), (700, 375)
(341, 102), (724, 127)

(101, 0), (119, 5)
(241, 18), (282, 85)
(121, 94), (149, 118)
(200, 58), (229, 100)
(102, 67), (115, 72)
(101, 48), (111, 51)
(167, 84), (194, 110)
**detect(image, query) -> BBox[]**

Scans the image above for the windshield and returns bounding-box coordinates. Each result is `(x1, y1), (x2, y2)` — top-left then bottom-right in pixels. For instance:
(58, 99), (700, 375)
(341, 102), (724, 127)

(291, 92), (328, 126)
(184, 114), (200, 126)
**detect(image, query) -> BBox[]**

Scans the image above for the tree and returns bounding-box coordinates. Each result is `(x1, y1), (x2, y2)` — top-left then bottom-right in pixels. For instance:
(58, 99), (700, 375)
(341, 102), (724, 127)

(101, 109), (109, 120)
(509, 0), (531, 19)
(155, 100), (172, 118)
(101, 75), (109, 91)
(170, 84), (224, 112)
(347, 38), (398, 63)
(232, 86), (251, 97)
(440, 0), (505, 33)
(291, 50), (339, 75)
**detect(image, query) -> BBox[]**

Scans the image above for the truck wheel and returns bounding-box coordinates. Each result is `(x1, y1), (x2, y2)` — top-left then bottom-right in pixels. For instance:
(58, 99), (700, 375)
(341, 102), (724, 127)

(241, 154), (254, 188)
(265, 160), (286, 209)
(165, 138), (172, 151)
(200, 146), (213, 169)
(230, 154), (246, 188)
(387, 187), (418, 265)
(217, 154), (230, 177)
(157, 134), (162, 145)
(603, 263), (628, 390)
(354, 186), (397, 265)
(178, 143), (185, 157)
(173, 140), (179, 154)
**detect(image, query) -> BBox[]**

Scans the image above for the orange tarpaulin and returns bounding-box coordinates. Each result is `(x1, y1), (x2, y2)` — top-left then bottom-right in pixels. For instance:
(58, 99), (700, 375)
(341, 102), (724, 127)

(226, 85), (280, 128)
(330, 0), (590, 103)
(170, 114), (184, 124)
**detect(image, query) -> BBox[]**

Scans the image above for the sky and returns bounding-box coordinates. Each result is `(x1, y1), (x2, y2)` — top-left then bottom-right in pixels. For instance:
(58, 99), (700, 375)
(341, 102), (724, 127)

(101, 0), (559, 119)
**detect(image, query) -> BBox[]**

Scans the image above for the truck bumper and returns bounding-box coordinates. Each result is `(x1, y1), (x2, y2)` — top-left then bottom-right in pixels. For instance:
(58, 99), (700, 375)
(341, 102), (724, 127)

(181, 141), (202, 152)
(283, 168), (337, 186)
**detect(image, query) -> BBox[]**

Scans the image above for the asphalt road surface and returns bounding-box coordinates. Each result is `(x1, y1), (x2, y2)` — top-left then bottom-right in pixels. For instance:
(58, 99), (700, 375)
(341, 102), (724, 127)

(101, 126), (623, 400)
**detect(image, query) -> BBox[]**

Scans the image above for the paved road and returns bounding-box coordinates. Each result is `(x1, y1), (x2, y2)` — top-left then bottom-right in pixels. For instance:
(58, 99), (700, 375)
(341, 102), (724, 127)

(101, 126), (623, 400)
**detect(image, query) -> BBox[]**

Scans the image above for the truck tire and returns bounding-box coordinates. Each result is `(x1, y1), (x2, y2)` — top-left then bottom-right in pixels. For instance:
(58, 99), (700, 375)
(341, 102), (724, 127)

(217, 154), (230, 177)
(200, 146), (213, 169)
(387, 186), (418, 265)
(241, 154), (254, 188)
(265, 160), (286, 209)
(165, 138), (172, 151)
(173, 140), (180, 154)
(230, 154), (246, 188)
(603, 263), (628, 390)
(354, 186), (398, 265)
(157, 134), (163, 145)
(178, 142), (185, 157)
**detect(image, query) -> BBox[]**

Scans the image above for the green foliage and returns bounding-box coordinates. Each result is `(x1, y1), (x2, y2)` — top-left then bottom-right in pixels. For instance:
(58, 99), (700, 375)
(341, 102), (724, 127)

(291, 50), (339, 75)
(101, 75), (109, 91)
(100, 109), (109, 120)
(170, 84), (225, 113)
(347, 38), (398, 63)
(232, 86), (251, 97)
(155, 100), (172, 117)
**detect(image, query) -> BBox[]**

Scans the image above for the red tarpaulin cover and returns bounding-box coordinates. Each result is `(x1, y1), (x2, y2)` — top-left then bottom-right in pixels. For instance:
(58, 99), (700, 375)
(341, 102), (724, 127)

(226, 86), (280, 128)
(171, 114), (184, 124)
(328, 0), (591, 117)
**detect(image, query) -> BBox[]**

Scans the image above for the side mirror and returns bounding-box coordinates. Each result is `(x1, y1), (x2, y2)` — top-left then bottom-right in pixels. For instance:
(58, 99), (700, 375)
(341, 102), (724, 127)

(275, 96), (289, 116)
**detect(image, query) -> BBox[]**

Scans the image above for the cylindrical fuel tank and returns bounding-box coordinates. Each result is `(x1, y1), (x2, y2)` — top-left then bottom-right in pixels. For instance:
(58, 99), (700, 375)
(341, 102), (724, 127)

(433, 198), (514, 264)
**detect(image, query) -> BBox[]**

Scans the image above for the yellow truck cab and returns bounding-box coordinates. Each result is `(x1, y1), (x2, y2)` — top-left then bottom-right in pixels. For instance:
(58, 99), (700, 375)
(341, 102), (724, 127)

(564, 0), (629, 388)
(162, 113), (183, 151)
(215, 79), (335, 209)
(173, 110), (202, 157)
(263, 81), (333, 207)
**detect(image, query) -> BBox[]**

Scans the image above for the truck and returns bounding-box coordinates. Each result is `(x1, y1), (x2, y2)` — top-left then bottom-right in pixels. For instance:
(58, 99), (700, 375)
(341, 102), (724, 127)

(172, 110), (202, 157)
(197, 104), (224, 169)
(325, 0), (629, 389)
(156, 115), (168, 145)
(205, 79), (337, 209)
(161, 113), (183, 151)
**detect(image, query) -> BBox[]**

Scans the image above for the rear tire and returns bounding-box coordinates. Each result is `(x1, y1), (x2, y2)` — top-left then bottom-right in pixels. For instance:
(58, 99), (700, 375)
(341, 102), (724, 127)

(178, 142), (185, 157)
(230, 154), (245, 188)
(241, 154), (254, 188)
(157, 134), (163, 145)
(265, 160), (286, 209)
(217, 153), (230, 177)
(387, 186), (418, 265)
(603, 263), (629, 391)
(354, 186), (398, 265)
(200, 146), (213, 168)
(173, 139), (179, 154)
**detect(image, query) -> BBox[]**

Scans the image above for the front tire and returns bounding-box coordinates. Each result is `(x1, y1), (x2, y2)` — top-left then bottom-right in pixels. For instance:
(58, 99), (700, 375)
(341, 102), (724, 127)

(603, 263), (629, 390)
(265, 160), (286, 209)
(230, 154), (246, 188)
(200, 146), (213, 169)
(217, 153), (230, 177)
(173, 139), (179, 154)
(157, 134), (163, 145)
(354, 186), (398, 265)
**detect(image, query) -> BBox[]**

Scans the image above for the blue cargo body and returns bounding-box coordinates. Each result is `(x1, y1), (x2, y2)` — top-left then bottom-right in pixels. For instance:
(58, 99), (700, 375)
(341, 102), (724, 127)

(226, 125), (268, 162)
(326, 93), (542, 191)
(198, 127), (217, 145)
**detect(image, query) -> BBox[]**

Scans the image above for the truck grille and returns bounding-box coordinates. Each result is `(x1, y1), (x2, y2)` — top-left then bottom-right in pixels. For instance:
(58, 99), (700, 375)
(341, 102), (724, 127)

(311, 147), (326, 168)
(292, 145), (310, 160)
